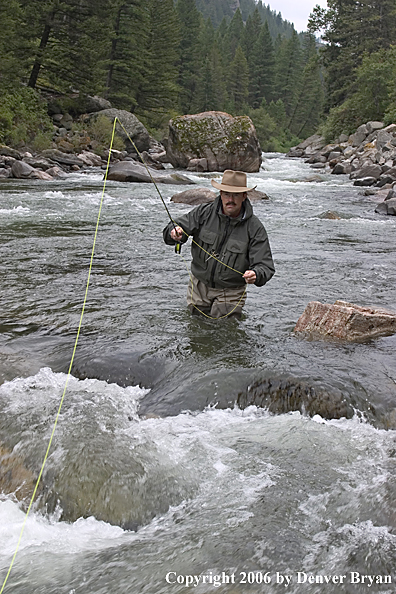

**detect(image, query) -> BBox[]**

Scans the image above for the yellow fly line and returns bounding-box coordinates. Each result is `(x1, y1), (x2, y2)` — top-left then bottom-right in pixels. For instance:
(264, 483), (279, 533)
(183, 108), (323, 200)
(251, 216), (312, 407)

(1, 116), (249, 591)
(0, 119), (117, 594)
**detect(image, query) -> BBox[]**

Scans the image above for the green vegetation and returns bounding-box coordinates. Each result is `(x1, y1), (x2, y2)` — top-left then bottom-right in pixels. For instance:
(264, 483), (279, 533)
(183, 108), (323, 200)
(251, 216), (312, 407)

(3, 0), (393, 152)
(309, 0), (396, 141)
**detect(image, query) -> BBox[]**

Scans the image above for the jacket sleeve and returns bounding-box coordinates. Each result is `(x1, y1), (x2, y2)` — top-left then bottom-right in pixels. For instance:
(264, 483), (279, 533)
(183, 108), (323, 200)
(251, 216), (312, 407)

(248, 224), (275, 287)
(162, 204), (208, 246)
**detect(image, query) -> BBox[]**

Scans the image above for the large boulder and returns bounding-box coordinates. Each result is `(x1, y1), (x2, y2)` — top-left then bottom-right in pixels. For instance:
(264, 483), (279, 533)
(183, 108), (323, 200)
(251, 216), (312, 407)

(294, 300), (396, 341)
(167, 111), (262, 172)
(170, 187), (269, 205)
(91, 108), (150, 152)
(107, 160), (194, 184)
(11, 160), (37, 179)
(375, 197), (396, 215)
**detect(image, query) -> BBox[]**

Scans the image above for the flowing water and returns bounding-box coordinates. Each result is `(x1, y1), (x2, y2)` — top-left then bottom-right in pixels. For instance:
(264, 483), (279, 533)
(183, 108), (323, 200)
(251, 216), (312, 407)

(0, 155), (395, 593)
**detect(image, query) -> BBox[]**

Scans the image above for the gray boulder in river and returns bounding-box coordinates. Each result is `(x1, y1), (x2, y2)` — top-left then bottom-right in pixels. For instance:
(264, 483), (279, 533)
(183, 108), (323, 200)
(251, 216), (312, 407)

(90, 108), (151, 152)
(106, 160), (194, 184)
(166, 111), (262, 172)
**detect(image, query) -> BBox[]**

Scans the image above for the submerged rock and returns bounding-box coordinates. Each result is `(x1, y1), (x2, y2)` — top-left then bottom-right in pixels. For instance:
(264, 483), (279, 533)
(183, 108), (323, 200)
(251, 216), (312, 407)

(237, 377), (356, 420)
(294, 300), (396, 340)
(0, 444), (40, 502)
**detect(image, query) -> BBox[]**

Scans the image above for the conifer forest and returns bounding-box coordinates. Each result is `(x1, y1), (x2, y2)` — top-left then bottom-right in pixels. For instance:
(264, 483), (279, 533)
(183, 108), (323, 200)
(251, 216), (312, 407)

(1, 0), (396, 151)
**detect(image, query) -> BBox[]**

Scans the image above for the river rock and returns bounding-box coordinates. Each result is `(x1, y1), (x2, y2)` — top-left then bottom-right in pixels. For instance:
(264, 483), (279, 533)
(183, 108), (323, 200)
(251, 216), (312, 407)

(0, 145), (22, 159)
(22, 157), (53, 170)
(46, 166), (68, 178)
(0, 444), (40, 502)
(353, 177), (377, 186)
(167, 111), (262, 172)
(77, 151), (103, 167)
(237, 377), (355, 420)
(366, 121), (384, 134)
(375, 198), (396, 215)
(171, 187), (269, 205)
(294, 300), (396, 340)
(41, 149), (84, 167)
(107, 160), (194, 184)
(11, 160), (37, 179)
(351, 163), (382, 180)
(0, 168), (11, 178)
(92, 108), (150, 152)
(332, 161), (352, 175)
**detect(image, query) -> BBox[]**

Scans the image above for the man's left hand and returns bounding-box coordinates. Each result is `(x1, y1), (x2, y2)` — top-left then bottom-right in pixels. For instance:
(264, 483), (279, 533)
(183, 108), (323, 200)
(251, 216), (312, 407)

(243, 270), (256, 284)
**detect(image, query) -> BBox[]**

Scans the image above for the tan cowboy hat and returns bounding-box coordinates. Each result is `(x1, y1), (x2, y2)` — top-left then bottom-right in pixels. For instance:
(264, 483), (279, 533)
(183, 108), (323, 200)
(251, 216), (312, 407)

(211, 170), (256, 193)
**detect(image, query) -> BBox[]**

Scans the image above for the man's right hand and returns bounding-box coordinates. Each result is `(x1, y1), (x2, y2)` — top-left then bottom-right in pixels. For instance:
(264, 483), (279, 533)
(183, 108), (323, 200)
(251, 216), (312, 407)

(171, 226), (184, 242)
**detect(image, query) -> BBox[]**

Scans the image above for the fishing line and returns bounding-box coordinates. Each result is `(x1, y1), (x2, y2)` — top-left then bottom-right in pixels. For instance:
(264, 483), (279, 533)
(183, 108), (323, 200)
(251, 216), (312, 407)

(0, 118), (117, 594)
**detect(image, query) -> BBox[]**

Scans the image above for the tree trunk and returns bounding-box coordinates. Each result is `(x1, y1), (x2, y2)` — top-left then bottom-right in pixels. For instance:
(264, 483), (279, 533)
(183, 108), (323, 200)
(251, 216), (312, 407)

(28, 11), (56, 89)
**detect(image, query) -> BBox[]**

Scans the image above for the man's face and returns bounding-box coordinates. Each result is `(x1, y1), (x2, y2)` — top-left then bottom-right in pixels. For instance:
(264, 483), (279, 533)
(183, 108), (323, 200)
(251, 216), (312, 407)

(220, 191), (247, 218)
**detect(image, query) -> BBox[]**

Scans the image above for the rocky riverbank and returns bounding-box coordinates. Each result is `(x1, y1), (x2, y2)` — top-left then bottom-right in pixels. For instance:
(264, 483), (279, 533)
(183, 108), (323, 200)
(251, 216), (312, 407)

(287, 121), (396, 215)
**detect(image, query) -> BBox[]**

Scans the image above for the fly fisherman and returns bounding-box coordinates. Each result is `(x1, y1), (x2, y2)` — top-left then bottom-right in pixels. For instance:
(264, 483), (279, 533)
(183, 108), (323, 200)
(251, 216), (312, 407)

(163, 170), (275, 318)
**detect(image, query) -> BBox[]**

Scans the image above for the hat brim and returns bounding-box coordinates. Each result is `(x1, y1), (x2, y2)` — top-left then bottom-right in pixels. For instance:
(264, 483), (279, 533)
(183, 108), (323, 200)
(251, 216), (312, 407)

(211, 179), (256, 192)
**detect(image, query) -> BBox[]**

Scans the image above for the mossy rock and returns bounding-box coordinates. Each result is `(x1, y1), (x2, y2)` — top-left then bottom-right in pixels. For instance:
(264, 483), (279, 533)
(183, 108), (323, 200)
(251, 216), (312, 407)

(167, 111), (262, 172)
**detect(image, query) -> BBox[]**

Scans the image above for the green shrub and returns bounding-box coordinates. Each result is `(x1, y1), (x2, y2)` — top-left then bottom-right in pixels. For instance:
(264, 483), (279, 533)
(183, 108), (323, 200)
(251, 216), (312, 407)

(0, 87), (53, 147)
(87, 115), (125, 152)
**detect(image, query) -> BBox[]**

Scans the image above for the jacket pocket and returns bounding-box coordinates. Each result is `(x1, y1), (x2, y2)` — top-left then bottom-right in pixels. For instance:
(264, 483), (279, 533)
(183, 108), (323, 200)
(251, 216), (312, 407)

(220, 239), (247, 278)
(193, 229), (217, 268)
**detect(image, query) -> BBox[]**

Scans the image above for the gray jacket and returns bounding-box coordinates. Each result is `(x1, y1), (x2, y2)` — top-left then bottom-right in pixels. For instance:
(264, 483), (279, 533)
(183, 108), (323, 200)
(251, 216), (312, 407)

(163, 196), (275, 289)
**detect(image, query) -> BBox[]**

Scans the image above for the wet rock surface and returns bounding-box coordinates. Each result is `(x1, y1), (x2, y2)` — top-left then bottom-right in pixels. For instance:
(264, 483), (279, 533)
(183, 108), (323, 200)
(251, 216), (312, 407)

(287, 122), (396, 214)
(294, 300), (396, 341)
(107, 160), (194, 184)
(237, 377), (356, 420)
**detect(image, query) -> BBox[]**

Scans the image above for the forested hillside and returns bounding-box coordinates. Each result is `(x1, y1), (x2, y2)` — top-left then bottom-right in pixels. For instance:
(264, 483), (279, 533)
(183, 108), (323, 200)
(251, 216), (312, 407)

(0, 0), (322, 152)
(309, 0), (396, 140)
(1, 0), (395, 154)
(195, 0), (296, 37)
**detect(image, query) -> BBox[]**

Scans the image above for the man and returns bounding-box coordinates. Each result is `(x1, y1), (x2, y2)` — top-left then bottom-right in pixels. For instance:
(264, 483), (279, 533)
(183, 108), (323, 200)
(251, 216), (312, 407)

(163, 169), (275, 318)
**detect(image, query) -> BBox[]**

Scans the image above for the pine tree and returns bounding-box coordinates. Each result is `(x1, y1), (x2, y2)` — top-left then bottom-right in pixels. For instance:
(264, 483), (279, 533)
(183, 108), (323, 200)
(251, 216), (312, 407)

(223, 9), (244, 61)
(288, 33), (324, 138)
(308, 0), (396, 110)
(0, 0), (23, 90)
(176, 0), (201, 113)
(135, 0), (180, 119)
(274, 29), (302, 118)
(228, 44), (249, 113)
(105, 0), (149, 109)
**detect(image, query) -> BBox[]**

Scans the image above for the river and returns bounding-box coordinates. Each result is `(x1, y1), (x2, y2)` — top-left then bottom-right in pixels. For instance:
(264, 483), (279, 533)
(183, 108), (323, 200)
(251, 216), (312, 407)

(0, 155), (395, 593)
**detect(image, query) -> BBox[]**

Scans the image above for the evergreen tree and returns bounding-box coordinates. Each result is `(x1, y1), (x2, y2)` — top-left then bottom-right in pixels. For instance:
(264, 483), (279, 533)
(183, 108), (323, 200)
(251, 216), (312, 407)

(274, 28), (302, 117)
(0, 0), (23, 90)
(228, 44), (249, 113)
(288, 33), (324, 137)
(19, 0), (111, 93)
(135, 0), (180, 119)
(248, 20), (275, 108)
(309, 0), (396, 109)
(176, 0), (201, 113)
(105, 0), (149, 109)
(223, 9), (244, 61)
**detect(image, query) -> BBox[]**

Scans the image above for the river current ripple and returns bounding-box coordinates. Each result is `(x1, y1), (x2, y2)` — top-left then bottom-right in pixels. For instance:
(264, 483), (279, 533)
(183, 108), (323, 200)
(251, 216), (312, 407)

(0, 154), (395, 593)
